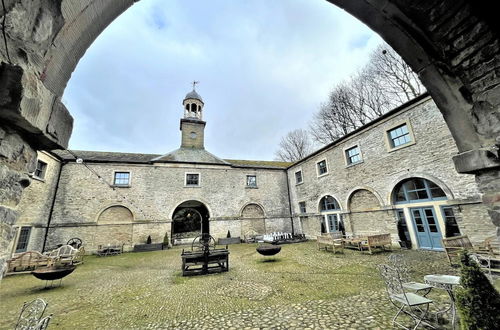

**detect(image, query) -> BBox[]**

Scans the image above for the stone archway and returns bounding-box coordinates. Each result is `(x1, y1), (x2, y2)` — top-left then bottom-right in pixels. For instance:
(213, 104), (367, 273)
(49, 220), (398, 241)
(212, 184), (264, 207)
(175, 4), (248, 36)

(171, 200), (210, 244)
(1, 0), (499, 279)
(240, 203), (266, 238)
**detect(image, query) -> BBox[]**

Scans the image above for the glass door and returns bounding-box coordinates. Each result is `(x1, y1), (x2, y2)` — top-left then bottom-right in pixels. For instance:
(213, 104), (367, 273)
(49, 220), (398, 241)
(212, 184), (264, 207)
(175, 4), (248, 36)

(410, 207), (443, 250)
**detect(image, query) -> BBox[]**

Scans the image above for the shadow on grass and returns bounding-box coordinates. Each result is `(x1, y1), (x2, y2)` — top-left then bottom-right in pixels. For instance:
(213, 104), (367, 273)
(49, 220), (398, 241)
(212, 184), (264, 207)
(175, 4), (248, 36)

(257, 258), (281, 263)
(28, 282), (72, 293)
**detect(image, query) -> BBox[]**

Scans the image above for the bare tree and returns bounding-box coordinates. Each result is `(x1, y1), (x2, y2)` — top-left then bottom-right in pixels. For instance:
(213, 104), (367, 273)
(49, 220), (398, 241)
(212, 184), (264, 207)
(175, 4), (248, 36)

(366, 45), (425, 104)
(310, 43), (425, 145)
(275, 129), (314, 162)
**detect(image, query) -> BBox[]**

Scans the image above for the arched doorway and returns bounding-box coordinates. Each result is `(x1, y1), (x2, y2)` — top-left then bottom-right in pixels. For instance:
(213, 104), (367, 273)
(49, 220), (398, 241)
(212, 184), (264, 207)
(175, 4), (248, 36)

(392, 177), (459, 250)
(318, 195), (345, 235)
(172, 201), (210, 243)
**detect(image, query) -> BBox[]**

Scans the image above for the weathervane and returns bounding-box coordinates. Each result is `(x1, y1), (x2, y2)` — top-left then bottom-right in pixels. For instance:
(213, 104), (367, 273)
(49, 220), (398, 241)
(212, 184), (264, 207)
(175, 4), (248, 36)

(192, 80), (199, 91)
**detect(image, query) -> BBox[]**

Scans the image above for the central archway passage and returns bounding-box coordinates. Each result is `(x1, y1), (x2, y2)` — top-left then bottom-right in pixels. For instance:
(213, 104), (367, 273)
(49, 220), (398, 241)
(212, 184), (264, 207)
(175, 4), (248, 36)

(172, 201), (210, 243)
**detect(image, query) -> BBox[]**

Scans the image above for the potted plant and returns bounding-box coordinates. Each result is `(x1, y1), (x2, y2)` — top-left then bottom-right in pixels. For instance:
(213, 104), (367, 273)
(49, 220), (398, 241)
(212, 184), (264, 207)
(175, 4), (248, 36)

(133, 235), (163, 252)
(162, 232), (170, 250)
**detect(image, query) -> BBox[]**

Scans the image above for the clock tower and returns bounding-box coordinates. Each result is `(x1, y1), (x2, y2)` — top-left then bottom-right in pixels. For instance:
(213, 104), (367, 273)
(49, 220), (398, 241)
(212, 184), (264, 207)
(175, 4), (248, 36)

(180, 85), (205, 149)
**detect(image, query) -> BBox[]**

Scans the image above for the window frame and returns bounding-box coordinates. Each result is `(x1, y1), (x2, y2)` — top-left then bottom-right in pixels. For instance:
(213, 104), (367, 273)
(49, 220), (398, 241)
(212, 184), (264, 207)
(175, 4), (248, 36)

(185, 172), (201, 187)
(385, 120), (416, 152)
(394, 178), (447, 204)
(299, 201), (307, 214)
(246, 175), (257, 188)
(316, 159), (328, 177)
(319, 195), (341, 212)
(344, 144), (363, 166)
(295, 170), (303, 185)
(33, 160), (47, 180)
(113, 171), (131, 187)
(15, 226), (32, 253)
(440, 206), (461, 238)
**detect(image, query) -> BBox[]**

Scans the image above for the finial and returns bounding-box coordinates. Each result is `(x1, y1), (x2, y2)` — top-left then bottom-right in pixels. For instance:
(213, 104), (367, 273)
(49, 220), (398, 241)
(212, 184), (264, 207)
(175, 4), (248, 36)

(192, 80), (199, 91)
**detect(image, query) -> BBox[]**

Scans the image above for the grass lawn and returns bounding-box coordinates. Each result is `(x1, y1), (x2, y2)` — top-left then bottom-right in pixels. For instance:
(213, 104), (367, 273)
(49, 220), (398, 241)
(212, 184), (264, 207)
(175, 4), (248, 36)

(1, 242), (498, 329)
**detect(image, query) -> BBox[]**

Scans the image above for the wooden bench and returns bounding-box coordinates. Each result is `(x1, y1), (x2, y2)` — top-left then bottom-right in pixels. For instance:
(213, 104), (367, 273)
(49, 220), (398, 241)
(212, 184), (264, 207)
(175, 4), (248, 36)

(442, 235), (474, 266)
(361, 233), (392, 254)
(443, 235), (500, 275)
(317, 232), (344, 254)
(97, 243), (124, 256)
(4, 251), (49, 276)
(181, 248), (229, 276)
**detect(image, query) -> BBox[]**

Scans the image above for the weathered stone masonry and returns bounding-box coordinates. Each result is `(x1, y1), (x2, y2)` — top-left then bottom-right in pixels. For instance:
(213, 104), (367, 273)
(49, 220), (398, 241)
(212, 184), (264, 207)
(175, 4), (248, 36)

(287, 95), (495, 247)
(12, 95), (496, 255)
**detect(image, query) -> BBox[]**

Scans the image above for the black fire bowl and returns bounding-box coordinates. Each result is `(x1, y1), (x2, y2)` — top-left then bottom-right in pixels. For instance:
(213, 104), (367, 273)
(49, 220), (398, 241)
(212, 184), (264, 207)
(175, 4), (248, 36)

(32, 265), (76, 281)
(256, 245), (282, 256)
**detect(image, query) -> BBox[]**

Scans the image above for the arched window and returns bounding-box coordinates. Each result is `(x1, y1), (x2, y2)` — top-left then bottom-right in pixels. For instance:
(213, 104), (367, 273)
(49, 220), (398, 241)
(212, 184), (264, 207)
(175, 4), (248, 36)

(185, 104), (189, 110)
(319, 195), (340, 212)
(394, 178), (447, 204)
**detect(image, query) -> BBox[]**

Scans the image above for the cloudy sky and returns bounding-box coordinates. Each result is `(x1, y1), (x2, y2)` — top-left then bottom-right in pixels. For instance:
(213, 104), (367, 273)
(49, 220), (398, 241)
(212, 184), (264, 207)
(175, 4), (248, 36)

(63, 0), (383, 161)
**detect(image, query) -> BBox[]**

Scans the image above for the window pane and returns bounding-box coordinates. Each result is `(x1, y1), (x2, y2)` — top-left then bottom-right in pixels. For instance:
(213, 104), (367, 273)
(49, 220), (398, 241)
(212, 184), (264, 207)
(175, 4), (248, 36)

(318, 161), (327, 174)
(389, 124), (411, 148)
(299, 202), (306, 213)
(295, 171), (302, 183)
(430, 187), (446, 198)
(247, 175), (256, 187)
(186, 174), (199, 185)
(442, 207), (461, 237)
(114, 172), (130, 185)
(414, 178), (426, 189)
(15, 227), (31, 252)
(34, 161), (47, 179)
(416, 189), (429, 200)
(396, 189), (407, 202)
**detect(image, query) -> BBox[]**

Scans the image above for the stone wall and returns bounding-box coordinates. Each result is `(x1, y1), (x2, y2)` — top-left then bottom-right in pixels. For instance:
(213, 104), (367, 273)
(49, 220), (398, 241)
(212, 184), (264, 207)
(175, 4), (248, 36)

(0, 124), (37, 278)
(287, 97), (495, 246)
(27, 160), (291, 252)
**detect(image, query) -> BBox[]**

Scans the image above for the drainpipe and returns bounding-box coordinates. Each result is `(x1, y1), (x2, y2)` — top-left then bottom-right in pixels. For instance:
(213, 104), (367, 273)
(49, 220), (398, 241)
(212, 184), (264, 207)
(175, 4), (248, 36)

(42, 159), (66, 252)
(285, 170), (295, 235)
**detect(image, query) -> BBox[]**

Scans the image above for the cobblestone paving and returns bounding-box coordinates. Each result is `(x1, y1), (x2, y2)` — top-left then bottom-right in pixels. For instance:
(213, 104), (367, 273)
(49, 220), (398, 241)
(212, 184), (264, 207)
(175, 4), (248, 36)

(1, 242), (498, 329)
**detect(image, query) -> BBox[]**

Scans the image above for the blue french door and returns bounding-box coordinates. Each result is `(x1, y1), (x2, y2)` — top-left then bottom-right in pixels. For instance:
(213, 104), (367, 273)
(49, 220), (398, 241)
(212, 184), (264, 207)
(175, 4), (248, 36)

(327, 214), (339, 232)
(410, 207), (443, 250)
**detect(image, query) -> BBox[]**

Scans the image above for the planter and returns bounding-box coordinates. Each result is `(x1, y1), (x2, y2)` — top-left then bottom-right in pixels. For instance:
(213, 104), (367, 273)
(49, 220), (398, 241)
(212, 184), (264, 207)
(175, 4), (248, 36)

(218, 237), (241, 245)
(256, 245), (281, 256)
(133, 243), (164, 252)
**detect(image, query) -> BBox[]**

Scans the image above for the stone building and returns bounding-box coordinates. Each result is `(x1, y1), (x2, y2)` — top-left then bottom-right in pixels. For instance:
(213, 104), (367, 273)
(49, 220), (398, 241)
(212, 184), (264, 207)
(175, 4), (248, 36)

(10, 91), (496, 255)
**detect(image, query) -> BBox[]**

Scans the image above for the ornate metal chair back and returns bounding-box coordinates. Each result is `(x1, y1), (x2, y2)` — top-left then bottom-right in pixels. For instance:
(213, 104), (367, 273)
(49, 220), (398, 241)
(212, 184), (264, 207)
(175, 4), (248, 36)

(15, 298), (47, 330)
(378, 264), (410, 305)
(33, 315), (52, 330)
(387, 254), (411, 283)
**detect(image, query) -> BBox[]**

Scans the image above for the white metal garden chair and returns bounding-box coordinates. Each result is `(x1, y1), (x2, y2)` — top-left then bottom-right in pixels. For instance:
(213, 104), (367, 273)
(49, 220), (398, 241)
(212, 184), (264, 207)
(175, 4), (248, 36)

(388, 254), (433, 295)
(378, 264), (435, 330)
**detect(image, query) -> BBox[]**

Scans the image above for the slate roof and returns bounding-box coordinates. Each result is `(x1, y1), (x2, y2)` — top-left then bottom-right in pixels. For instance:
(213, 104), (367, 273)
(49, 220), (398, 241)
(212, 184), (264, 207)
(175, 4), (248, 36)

(225, 159), (292, 169)
(52, 150), (160, 163)
(50, 149), (288, 169)
(184, 90), (203, 102)
(151, 148), (230, 165)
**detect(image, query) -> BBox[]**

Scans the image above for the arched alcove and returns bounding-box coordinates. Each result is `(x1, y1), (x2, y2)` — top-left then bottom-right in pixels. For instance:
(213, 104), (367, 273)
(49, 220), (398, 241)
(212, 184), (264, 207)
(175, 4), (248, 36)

(240, 203), (266, 237)
(97, 205), (134, 224)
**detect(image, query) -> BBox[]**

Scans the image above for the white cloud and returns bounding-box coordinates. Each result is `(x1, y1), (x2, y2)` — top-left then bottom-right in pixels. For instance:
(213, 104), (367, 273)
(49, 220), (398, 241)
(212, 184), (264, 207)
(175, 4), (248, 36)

(64, 0), (383, 160)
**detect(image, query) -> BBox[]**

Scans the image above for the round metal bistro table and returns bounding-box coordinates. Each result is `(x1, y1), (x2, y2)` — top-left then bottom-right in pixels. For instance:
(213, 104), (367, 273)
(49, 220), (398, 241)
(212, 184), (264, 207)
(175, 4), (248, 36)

(424, 274), (460, 329)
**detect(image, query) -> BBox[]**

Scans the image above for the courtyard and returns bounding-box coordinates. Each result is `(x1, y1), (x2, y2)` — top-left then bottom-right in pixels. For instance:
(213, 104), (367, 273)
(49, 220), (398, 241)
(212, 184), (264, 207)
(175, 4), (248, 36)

(2, 242), (498, 329)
